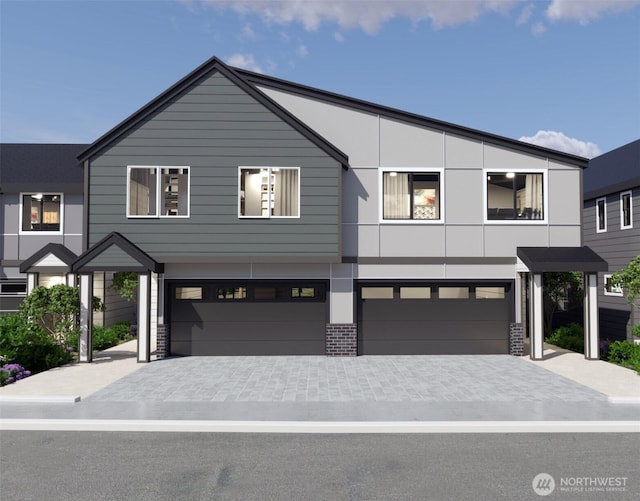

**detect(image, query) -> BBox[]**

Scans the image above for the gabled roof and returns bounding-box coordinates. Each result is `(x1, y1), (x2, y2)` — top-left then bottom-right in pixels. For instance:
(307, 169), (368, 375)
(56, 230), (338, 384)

(72, 232), (164, 273)
(0, 143), (87, 193)
(237, 68), (590, 168)
(517, 246), (607, 273)
(584, 139), (640, 200)
(77, 56), (349, 168)
(19, 243), (78, 273)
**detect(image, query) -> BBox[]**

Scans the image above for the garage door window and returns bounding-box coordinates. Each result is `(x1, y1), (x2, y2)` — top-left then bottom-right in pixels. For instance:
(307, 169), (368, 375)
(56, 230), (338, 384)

(292, 287), (318, 298)
(175, 287), (204, 300)
(439, 287), (469, 299)
(362, 287), (394, 299)
(475, 287), (505, 299)
(217, 287), (247, 300)
(400, 287), (431, 299)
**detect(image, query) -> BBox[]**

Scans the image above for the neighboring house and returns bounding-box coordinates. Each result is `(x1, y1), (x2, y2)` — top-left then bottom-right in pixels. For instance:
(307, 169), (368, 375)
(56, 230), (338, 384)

(0, 144), (85, 312)
(15, 56), (607, 362)
(583, 139), (640, 341)
(0, 144), (134, 326)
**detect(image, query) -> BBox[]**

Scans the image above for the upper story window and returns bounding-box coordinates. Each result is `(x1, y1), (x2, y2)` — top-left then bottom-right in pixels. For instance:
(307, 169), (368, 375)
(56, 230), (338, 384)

(21, 193), (62, 233)
(381, 169), (442, 222)
(239, 167), (299, 218)
(486, 171), (544, 222)
(596, 197), (607, 233)
(127, 166), (190, 218)
(621, 191), (633, 229)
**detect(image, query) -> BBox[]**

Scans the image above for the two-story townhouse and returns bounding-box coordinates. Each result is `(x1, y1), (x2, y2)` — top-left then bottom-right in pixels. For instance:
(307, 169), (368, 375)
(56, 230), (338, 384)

(62, 56), (606, 363)
(583, 139), (640, 341)
(0, 143), (134, 326)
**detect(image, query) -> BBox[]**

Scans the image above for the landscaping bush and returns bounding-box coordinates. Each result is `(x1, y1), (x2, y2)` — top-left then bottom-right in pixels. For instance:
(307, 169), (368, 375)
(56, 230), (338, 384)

(66, 321), (133, 353)
(0, 363), (32, 387)
(0, 313), (73, 374)
(545, 322), (584, 353)
(607, 341), (640, 374)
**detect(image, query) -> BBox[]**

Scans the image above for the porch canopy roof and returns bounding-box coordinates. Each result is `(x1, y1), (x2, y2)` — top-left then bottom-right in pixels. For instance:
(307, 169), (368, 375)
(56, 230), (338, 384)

(517, 246), (608, 273)
(20, 243), (78, 274)
(71, 232), (164, 274)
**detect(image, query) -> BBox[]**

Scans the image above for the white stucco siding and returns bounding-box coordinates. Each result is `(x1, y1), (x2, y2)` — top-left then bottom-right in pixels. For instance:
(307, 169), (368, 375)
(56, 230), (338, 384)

(379, 118), (444, 166)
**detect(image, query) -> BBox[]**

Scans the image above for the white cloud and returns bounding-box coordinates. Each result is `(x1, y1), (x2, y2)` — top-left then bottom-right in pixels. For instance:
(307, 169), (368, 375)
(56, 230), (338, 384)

(517, 3), (534, 25)
(225, 53), (263, 73)
(297, 44), (308, 57)
(531, 21), (547, 36)
(198, 0), (522, 34)
(333, 32), (344, 42)
(519, 130), (601, 158)
(546, 0), (640, 24)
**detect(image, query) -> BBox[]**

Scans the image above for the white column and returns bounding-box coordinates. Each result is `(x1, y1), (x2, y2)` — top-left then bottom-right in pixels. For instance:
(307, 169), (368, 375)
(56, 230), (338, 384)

(515, 273), (522, 324)
(78, 273), (93, 363)
(66, 273), (76, 287)
(584, 273), (600, 360)
(330, 264), (354, 324)
(137, 272), (151, 363)
(529, 273), (544, 360)
(150, 272), (158, 355)
(27, 273), (38, 293)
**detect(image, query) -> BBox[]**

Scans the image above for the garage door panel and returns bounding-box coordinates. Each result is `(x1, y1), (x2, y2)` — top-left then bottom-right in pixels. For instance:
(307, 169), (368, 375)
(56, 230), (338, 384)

(185, 302), (324, 323)
(172, 321), (325, 342)
(364, 339), (509, 355)
(362, 321), (509, 341)
(362, 300), (506, 322)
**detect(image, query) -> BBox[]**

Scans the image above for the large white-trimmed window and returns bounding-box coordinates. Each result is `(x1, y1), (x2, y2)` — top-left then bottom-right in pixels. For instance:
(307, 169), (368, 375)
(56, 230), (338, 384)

(381, 168), (442, 222)
(20, 193), (63, 233)
(485, 170), (545, 222)
(239, 167), (300, 218)
(604, 274), (623, 297)
(127, 166), (190, 218)
(621, 191), (633, 229)
(596, 197), (607, 233)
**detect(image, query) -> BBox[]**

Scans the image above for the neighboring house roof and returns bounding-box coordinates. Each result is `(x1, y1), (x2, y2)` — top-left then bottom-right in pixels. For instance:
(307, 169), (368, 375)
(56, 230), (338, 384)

(0, 143), (87, 194)
(78, 56), (349, 168)
(517, 246), (608, 273)
(583, 139), (640, 200)
(19, 243), (78, 273)
(237, 68), (590, 168)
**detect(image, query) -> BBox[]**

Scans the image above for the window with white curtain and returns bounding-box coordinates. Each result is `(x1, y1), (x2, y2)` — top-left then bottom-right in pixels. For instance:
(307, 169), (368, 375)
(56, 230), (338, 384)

(486, 172), (544, 221)
(127, 166), (190, 218)
(382, 171), (440, 220)
(239, 167), (299, 218)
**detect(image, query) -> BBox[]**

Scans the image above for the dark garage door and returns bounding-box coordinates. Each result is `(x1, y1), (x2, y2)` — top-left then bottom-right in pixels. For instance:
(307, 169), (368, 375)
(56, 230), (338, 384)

(359, 282), (511, 355)
(170, 282), (327, 356)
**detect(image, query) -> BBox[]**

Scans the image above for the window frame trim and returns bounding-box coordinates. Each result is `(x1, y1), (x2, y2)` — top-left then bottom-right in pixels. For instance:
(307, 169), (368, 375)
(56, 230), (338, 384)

(126, 165), (191, 219)
(596, 196), (607, 233)
(603, 273), (623, 297)
(483, 168), (548, 225)
(237, 166), (301, 219)
(378, 167), (445, 224)
(18, 192), (64, 235)
(620, 190), (633, 230)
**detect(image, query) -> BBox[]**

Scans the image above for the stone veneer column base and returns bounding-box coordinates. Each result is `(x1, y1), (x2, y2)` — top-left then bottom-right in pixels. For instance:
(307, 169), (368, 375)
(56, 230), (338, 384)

(509, 322), (525, 356)
(157, 324), (169, 360)
(326, 324), (357, 356)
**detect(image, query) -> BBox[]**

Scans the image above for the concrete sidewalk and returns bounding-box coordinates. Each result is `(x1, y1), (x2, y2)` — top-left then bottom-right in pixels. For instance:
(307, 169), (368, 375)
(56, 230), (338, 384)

(0, 340), (143, 403)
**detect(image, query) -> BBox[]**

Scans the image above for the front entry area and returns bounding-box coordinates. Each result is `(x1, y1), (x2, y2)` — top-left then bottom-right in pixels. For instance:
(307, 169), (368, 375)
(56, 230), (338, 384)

(358, 282), (512, 355)
(169, 281), (328, 356)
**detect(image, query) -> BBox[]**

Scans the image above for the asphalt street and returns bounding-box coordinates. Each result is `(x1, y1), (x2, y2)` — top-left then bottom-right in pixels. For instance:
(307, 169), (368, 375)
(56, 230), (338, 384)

(1, 432), (638, 501)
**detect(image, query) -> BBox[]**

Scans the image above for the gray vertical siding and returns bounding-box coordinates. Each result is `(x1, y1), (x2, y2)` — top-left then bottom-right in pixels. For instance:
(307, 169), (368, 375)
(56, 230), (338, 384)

(87, 71), (342, 260)
(584, 186), (640, 339)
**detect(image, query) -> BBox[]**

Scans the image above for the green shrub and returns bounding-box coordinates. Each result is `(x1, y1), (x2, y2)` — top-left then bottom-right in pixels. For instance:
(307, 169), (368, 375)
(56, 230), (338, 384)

(545, 323), (584, 353)
(632, 324), (640, 338)
(67, 321), (133, 353)
(607, 341), (640, 374)
(0, 314), (73, 374)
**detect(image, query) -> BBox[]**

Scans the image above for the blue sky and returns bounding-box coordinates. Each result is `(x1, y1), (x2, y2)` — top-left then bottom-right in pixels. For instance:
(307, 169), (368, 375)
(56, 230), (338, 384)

(1, 0), (639, 157)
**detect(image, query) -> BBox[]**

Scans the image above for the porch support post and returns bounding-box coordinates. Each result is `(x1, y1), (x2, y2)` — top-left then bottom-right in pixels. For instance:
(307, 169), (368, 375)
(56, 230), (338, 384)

(78, 273), (93, 363)
(583, 272), (600, 360)
(26, 273), (38, 293)
(66, 273), (76, 287)
(529, 272), (544, 360)
(137, 272), (151, 363)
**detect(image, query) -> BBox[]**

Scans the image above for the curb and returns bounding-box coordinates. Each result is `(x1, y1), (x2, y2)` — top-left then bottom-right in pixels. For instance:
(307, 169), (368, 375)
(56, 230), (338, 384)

(1, 419), (639, 433)
(0, 395), (81, 404)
